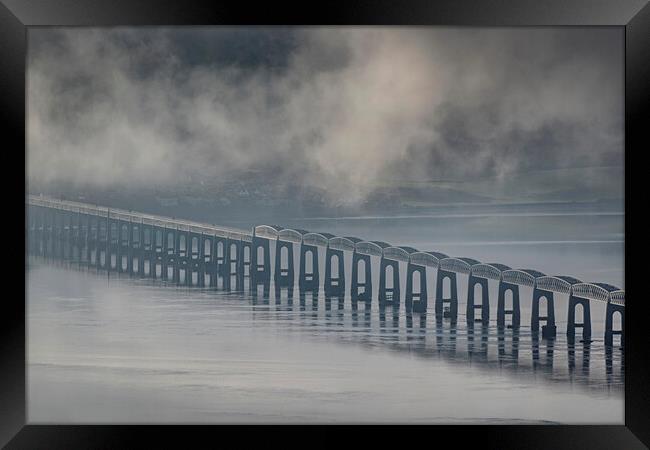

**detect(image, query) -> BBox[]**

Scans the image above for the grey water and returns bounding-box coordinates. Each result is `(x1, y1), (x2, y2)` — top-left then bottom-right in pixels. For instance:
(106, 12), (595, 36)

(27, 204), (624, 424)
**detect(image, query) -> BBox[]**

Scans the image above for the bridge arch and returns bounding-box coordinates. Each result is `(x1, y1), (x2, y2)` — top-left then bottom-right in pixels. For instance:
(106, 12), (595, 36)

(120, 222), (129, 244)
(254, 224), (283, 240)
(498, 269), (545, 330)
(379, 246), (416, 307)
(299, 232), (334, 294)
(436, 257), (480, 321)
(467, 262), (510, 325)
(350, 238), (373, 302)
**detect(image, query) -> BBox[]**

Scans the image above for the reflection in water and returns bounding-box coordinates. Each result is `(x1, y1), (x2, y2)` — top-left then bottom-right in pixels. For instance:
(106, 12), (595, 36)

(252, 280), (625, 392)
(28, 260), (624, 424)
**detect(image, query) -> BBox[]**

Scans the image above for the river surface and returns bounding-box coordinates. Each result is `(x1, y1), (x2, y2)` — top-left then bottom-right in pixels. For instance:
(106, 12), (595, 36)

(27, 204), (624, 424)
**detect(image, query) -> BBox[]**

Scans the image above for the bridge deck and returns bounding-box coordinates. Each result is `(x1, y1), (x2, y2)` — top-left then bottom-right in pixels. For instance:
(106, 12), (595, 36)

(27, 194), (252, 240)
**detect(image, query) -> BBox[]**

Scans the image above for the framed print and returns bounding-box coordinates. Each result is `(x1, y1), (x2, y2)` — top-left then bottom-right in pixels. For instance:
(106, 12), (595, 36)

(1, 0), (649, 447)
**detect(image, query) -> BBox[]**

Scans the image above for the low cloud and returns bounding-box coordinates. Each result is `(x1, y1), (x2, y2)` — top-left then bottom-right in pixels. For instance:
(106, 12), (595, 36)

(27, 27), (623, 205)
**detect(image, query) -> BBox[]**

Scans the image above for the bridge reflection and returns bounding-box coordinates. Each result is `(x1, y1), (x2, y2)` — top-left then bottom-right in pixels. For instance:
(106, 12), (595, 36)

(247, 290), (624, 390)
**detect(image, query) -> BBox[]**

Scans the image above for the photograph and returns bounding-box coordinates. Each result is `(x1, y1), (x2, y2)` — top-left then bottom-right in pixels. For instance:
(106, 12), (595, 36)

(25, 25), (625, 425)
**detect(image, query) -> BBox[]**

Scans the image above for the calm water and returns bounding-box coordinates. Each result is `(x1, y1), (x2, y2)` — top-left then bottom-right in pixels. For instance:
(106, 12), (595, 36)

(27, 206), (625, 424)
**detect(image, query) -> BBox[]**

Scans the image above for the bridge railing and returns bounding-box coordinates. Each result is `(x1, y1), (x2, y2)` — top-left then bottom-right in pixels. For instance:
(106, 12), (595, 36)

(471, 263), (510, 281)
(27, 194), (250, 240)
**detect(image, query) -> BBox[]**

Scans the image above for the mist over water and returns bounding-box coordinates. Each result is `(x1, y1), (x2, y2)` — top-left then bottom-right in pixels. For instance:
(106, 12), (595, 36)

(27, 206), (624, 424)
(28, 27), (623, 207)
(26, 25), (624, 424)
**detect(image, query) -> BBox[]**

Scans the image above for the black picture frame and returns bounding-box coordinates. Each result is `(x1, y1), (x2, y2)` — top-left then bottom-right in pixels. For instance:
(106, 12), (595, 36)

(2, 0), (648, 447)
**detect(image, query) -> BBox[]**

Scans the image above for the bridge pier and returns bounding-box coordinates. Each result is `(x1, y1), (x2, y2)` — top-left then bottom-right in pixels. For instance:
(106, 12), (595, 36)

(54, 211), (65, 261)
(108, 217), (119, 271)
(79, 213), (87, 264)
(100, 218), (109, 270)
(26, 206), (33, 255)
(161, 229), (174, 282)
(41, 208), (48, 258)
(274, 239), (295, 290)
(80, 214), (90, 265)
(153, 226), (165, 279)
(178, 230), (191, 285)
(140, 225), (152, 277)
(187, 232), (201, 287)
(71, 213), (79, 262)
(50, 209), (57, 259)
(379, 257), (400, 308)
(221, 239), (232, 289)
(66, 213), (74, 261)
(27, 205), (33, 255)
(224, 239), (243, 291)
(46, 208), (57, 259)
(39, 208), (46, 257)
(74, 212), (83, 264)
(96, 217), (104, 269)
(497, 281), (520, 330)
(199, 235), (213, 288)
(62, 212), (69, 261)
(110, 219), (118, 270)
(86, 217), (93, 266)
(238, 239), (252, 290)
(567, 294), (591, 342)
(605, 301), (624, 348)
(61, 213), (70, 261)
(72, 213), (80, 262)
(405, 263), (427, 313)
(351, 251), (372, 303)
(41, 209), (48, 258)
(118, 221), (131, 274)
(531, 288), (556, 339)
(40, 209), (47, 257)
(251, 236), (271, 296)
(130, 223), (142, 276)
(44, 209), (51, 258)
(114, 219), (121, 271)
(58, 212), (65, 260)
(52, 210), (61, 260)
(324, 247), (345, 298)
(299, 243), (319, 294)
(88, 217), (97, 267)
(40, 209), (48, 258)
(213, 237), (227, 288)
(51, 210), (58, 260)
(466, 275), (489, 326)
(145, 226), (154, 277)
(70, 211), (79, 263)
(31, 207), (42, 257)
(435, 269), (458, 321)
(70, 213), (78, 261)
(54, 210), (62, 260)
(63, 211), (71, 261)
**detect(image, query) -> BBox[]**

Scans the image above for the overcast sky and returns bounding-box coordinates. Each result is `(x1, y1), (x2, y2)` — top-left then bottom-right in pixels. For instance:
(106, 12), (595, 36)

(27, 27), (623, 205)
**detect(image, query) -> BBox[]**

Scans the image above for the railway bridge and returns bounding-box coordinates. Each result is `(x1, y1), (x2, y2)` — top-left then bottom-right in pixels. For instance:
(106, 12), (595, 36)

(26, 195), (625, 347)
